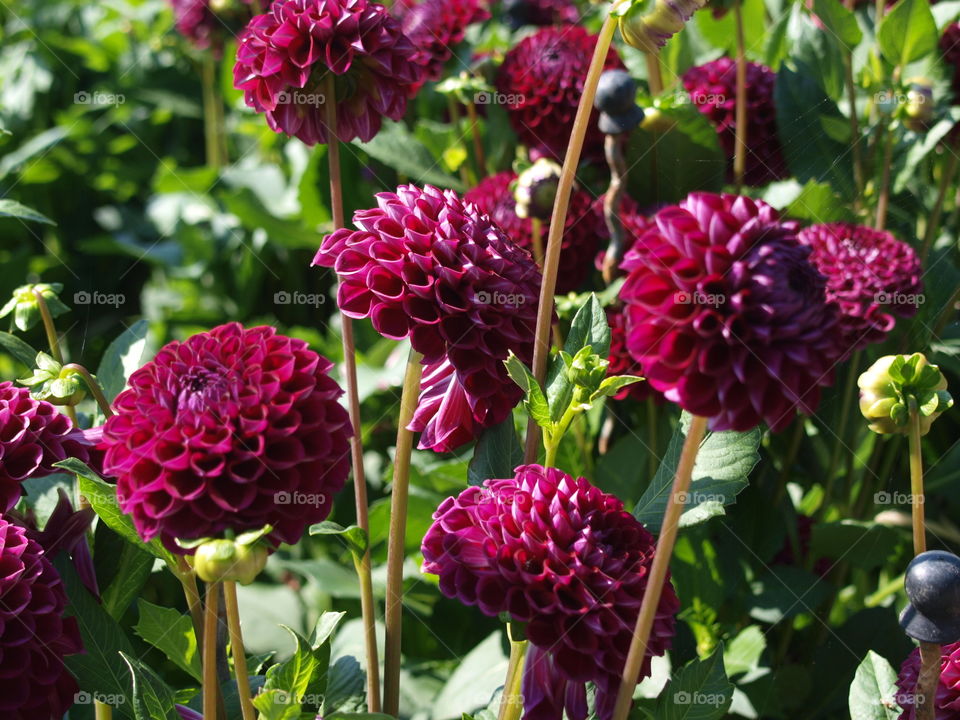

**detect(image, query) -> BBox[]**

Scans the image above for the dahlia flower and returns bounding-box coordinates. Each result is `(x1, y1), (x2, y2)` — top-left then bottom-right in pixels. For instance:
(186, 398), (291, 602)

(422, 464), (678, 720)
(797, 223), (923, 354)
(464, 170), (603, 292)
(896, 641), (960, 719)
(0, 516), (83, 720)
(312, 184), (541, 453)
(606, 306), (659, 402)
(0, 382), (93, 513)
(100, 322), (352, 549)
(399, 0), (489, 91)
(233, 0), (422, 144)
(169, 0), (252, 50)
(620, 192), (841, 432)
(682, 58), (787, 186)
(495, 25), (624, 161)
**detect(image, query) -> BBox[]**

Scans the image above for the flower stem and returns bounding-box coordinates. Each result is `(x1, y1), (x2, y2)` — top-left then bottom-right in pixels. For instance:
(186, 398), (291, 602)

(62, 363), (113, 418)
(201, 55), (223, 168)
(223, 581), (256, 720)
(324, 72), (382, 713)
(383, 347), (425, 716)
(825, 350), (862, 492)
(465, 98), (487, 177)
(916, 642), (941, 720)
(176, 557), (206, 648)
(843, 52), (864, 205)
(203, 582), (222, 720)
(95, 701), (112, 720)
(645, 51), (663, 96)
(611, 414), (709, 720)
(497, 624), (528, 720)
(921, 139), (960, 263)
(33, 289), (64, 365)
(874, 125), (895, 230)
(523, 13), (617, 463)
(530, 217), (545, 267)
(907, 400), (926, 555)
(732, 0), (748, 192)
(447, 97), (471, 187)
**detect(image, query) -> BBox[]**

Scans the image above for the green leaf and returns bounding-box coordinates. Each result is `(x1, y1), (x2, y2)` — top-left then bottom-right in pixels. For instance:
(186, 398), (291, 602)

(723, 626), (767, 677)
(504, 354), (551, 429)
(102, 543), (155, 620)
(878, 0), (938, 66)
(96, 319), (150, 404)
(252, 689), (302, 720)
(0, 198), (55, 224)
(812, 0), (862, 47)
(432, 631), (510, 719)
(564, 294), (610, 358)
(134, 600), (202, 682)
(810, 521), (903, 570)
(59, 458), (176, 566)
(0, 330), (38, 366)
(352, 121), (465, 192)
(633, 412), (762, 531)
(323, 656), (366, 714)
(848, 651), (902, 720)
(592, 375), (644, 400)
(120, 653), (180, 720)
(655, 644), (734, 719)
(467, 416), (523, 486)
(309, 521), (369, 558)
(784, 179), (855, 223)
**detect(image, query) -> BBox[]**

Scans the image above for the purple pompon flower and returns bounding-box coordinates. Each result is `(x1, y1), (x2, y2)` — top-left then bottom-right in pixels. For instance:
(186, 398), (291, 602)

(100, 322), (352, 550)
(233, 0), (422, 144)
(797, 223), (923, 354)
(313, 184), (541, 453)
(620, 192), (841, 431)
(896, 641), (960, 718)
(398, 0), (489, 92)
(0, 382), (93, 513)
(0, 516), (83, 720)
(422, 464), (678, 720)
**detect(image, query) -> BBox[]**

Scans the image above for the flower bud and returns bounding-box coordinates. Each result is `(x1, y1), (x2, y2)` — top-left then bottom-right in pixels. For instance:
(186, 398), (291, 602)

(18, 353), (87, 406)
(858, 353), (953, 436)
(566, 346), (609, 392)
(0, 283), (69, 332)
(903, 78), (934, 132)
(514, 158), (562, 221)
(619, 0), (708, 54)
(192, 539), (269, 585)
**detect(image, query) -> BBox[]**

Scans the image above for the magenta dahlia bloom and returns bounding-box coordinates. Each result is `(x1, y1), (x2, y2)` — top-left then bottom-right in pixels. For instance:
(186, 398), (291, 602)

(312, 184), (541, 453)
(0, 516), (83, 720)
(100, 322), (352, 549)
(169, 0), (253, 50)
(422, 464), (678, 720)
(896, 641), (960, 718)
(465, 171), (604, 293)
(620, 193), (841, 432)
(399, 0), (489, 92)
(682, 58), (787, 186)
(233, 0), (422, 145)
(0, 382), (92, 513)
(606, 307), (661, 403)
(797, 223), (923, 354)
(495, 25), (624, 161)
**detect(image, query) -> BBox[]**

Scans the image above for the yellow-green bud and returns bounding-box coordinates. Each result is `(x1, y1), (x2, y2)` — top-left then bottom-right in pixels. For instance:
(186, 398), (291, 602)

(619, 0), (707, 55)
(18, 353), (87, 406)
(0, 283), (69, 332)
(903, 79), (934, 132)
(858, 353), (952, 436)
(193, 539), (269, 585)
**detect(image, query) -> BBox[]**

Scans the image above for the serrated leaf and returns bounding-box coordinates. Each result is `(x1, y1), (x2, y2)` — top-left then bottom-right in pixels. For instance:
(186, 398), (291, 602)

(878, 0), (938, 66)
(656, 644), (734, 720)
(0, 198), (55, 224)
(309, 521), (369, 558)
(96, 319), (150, 404)
(120, 653), (180, 720)
(849, 651), (902, 720)
(0, 330), (38, 366)
(134, 600), (202, 682)
(467, 416), (522, 486)
(633, 412), (762, 531)
(504, 354), (551, 429)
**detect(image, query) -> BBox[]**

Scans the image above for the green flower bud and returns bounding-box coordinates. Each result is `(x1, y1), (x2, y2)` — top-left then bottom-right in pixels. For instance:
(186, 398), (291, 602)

(903, 78), (934, 132)
(618, 0), (708, 55)
(566, 346), (609, 392)
(193, 539), (269, 585)
(0, 283), (69, 332)
(858, 353), (953, 436)
(514, 158), (562, 221)
(18, 352), (87, 406)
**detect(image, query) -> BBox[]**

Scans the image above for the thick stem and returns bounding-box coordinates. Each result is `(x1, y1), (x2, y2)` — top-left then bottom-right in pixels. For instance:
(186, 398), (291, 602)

(382, 348), (425, 716)
(644, 51), (663, 96)
(95, 701), (113, 720)
(611, 415), (709, 720)
(223, 581), (256, 720)
(908, 402), (926, 555)
(33, 289), (64, 364)
(732, 0), (748, 192)
(324, 73), (382, 713)
(201, 55), (222, 169)
(916, 641), (941, 720)
(176, 557), (206, 648)
(203, 582), (222, 720)
(523, 14), (617, 464)
(62, 363), (113, 417)
(921, 141), (960, 262)
(497, 624), (528, 720)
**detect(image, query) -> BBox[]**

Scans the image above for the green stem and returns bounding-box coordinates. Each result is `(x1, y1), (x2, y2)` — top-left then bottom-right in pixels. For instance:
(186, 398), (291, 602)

(865, 571), (905, 607)
(874, 120), (896, 230)
(203, 582), (221, 720)
(201, 55), (222, 168)
(176, 557), (205, 649)
(611, 415), (710, 720)
(464, 97), (486, 178)
(33, 289), (64, 364)
(732, 0), (748, 192)
(824, 350), (862, 499)
(921, 138), (960, 262)
(382, 348), (425, 716)
(523, 13), (618, 463)
(62, 363), (113, 417)
(223, 581), (256, 720)
(774, 420), (804, 507)
(95, 701), (113, 720)
(497, 624), (528, 720)
(908, 400), (926, 555)
(843, 52), (864, 206)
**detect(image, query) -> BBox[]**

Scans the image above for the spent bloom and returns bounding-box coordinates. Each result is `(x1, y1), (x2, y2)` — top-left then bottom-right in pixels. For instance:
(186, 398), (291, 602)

(233, 0), (422, 144)
(797, 223), (922, 354)
(313, 184), (541, 452)
(100, 322), (352, 550)
(422, 464), (678, 720)
(896, 640), (960, 719)
(0, 516), (83, 720)
(620, 192), (841, 432)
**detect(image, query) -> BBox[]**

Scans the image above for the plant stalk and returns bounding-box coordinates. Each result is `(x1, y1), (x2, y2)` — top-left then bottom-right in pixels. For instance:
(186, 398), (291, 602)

(382, 347), (425, 715)
(465, 97), (487, 177)
(875, 126), (895, 230)
(645, 51), (663, 96)
(733, 0), (748, 192)
(611, 414), (709, 720)
(201, 55), (223, 168)
(223, 581), (256, 720)
(203, 582), (221, 720)
(95, 701), (113, 720)
(176, 557), (206, 648)
(497, 624), (528, 720)
(907, 402), (926, 555)
(62, 363), (113, 418)
(843, 52), (864, 205)
(921, 141), (960, 262)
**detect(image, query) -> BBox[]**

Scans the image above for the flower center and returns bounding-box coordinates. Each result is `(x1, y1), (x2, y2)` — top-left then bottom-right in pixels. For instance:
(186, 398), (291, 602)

(177, 367), (235, 414)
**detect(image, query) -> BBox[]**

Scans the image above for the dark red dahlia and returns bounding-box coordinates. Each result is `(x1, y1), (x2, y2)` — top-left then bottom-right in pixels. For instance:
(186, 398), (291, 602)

(312, 184), (541, 453)
(797, 223), (923, 355)
(606, 306), (660, 402)
(100, 322), (352, 549)
(942, 23), (960, 100)
(896, 640), (960, 718)
(169, 0), (253, 51)
(499, 0), (579, 28)
(465, 171), (604, 293)
(682, 58), (787, 186)
(422, 464), (678, 720)
(0, 516), (83, 720)
(233, 0), (422, 145)
(495, 25), (624, 161)
(398, 0), (489, 92)
(620, 193), (841, 432)
(0, 382), (92, 513)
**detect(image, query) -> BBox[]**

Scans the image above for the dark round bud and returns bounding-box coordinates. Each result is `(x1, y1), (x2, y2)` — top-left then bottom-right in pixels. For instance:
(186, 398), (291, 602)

(502, 0), (532, 29)
(595, 70), (638, 115)
(899, 550), (960, 644)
